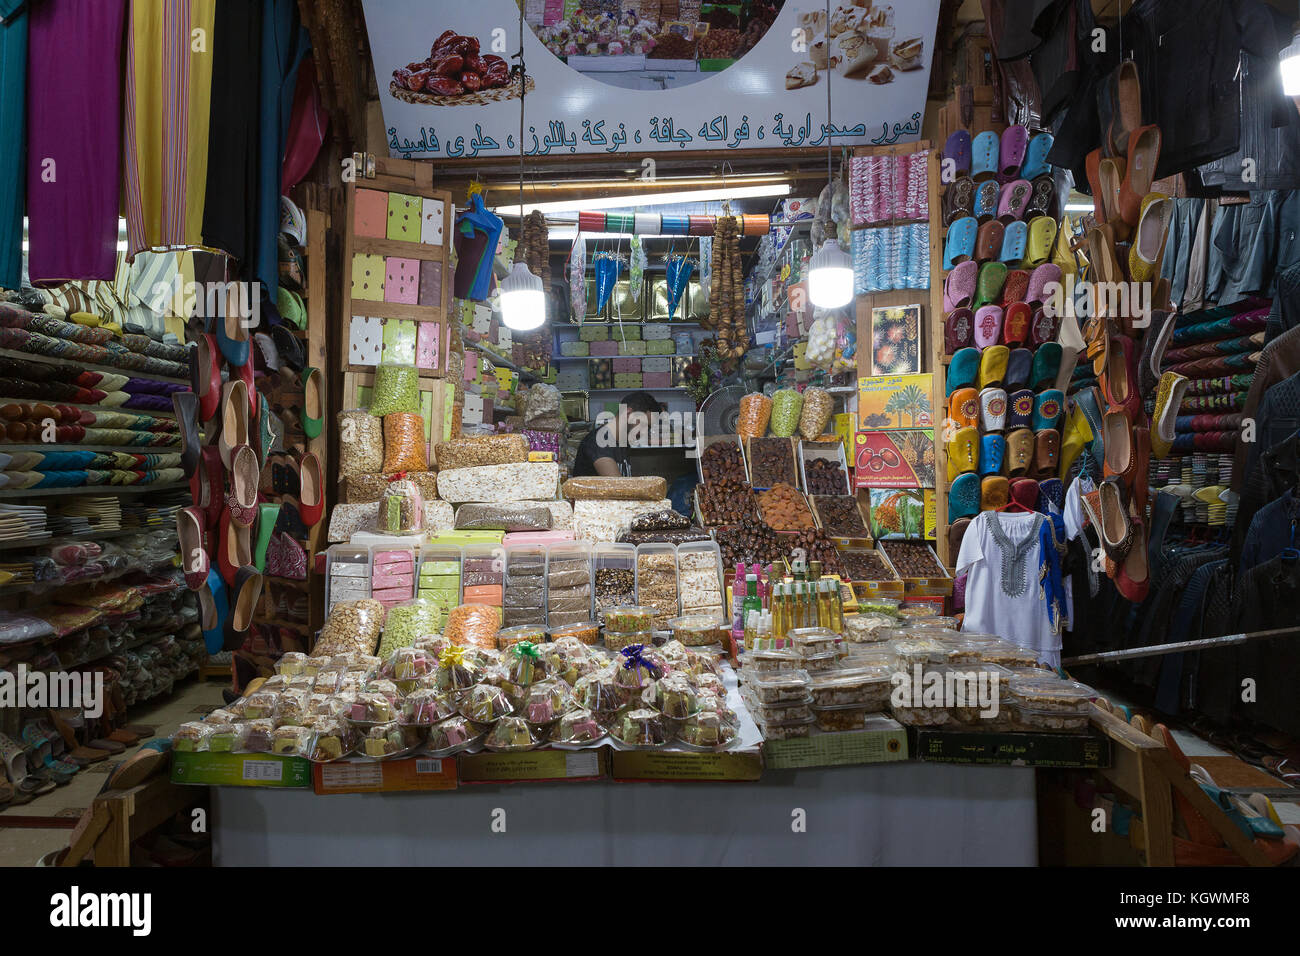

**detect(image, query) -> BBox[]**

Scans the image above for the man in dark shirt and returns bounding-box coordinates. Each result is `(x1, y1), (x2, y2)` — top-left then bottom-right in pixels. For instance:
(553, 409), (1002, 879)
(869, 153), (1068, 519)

(571, 391), (665, 477)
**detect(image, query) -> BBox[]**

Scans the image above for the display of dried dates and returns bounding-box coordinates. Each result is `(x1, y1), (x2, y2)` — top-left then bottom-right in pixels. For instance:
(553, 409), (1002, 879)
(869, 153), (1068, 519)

(697, 478), (756, 526)
(880, 541), (945, 577)
(813, 496), (869, 537)
(716, 517), (843, 575)
(700, 440), (746, 484)
(748, 437), (796, 488)
(804, 456), (849, 496)
(392, 30), (510, 95)
(840, 550), (896, 582)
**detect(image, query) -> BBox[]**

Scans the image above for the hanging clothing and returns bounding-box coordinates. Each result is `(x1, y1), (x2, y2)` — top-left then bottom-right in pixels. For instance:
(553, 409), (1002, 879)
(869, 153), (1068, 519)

(1231, 323), (1300, 489)
(453, 194), (504, 302)
(1232, 553), (1300, 735)
(0, 0), (26, 289)
(201, 0), (262, 269)
(957, 510), (1062, 666)
(25, 0), (125, 284)
(123, 0), (217, 258)
(1239, 489), (1298, 575)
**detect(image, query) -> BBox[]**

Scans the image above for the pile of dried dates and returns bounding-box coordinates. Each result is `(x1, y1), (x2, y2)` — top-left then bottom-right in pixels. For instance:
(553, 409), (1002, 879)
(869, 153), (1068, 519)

(392, 31), (510, 96)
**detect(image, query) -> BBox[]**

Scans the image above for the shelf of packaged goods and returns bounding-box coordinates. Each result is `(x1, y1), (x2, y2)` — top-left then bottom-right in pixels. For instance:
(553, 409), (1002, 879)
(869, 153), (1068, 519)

(0, 481), (189, 499)
(550, 353), (696, 363)
(561, 321), (701, 328)
(0, 348), (190, 386)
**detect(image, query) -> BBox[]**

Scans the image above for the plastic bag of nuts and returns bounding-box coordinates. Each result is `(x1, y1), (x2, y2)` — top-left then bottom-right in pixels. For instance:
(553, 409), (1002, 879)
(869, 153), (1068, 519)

(382, 413), (428, 473)
(770, 388), (804, 437)
(337, 409), (384, 477)
(798, 387), (834, 439)
(369, 363), (420, 417)
(758, 483), (815, 531)
(312, 600), (386, 657)
(737, 392), (771, 440)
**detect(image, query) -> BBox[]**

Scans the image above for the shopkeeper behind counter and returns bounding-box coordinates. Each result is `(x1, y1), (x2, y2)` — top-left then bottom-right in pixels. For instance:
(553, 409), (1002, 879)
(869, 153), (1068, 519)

(572, 391), (667, 477)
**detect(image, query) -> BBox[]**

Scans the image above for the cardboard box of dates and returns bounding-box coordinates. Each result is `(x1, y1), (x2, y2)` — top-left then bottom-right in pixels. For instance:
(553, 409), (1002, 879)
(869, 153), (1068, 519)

(839, 548), (904, 600)
(877, 540), (952, 596)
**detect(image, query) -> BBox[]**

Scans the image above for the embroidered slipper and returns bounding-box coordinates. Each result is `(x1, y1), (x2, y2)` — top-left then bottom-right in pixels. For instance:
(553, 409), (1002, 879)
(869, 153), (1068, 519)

(1025, 262), (1063, 307)
(947, 426), (979, 480)
(997, 179), (1032, 223)
(1031, 344), (1064, 390)
(0, 731), (28, 785)
(943, 308), (975, 353)
(1005, 427), (1035, 476)
(1000, 220), (1028, 264)
(1021, 133), (1055, 180)
(979, 387), (1008, 431)
(949, 388), (979, 429)
(971, 130), (1000, 181)
(1033, 430), (1061, 478)
(949, 473), (982, 519)
(1026, 175), (1056, 220)
(1010, 384), (1039, 424)
(973, 305), (1004, 349)
(946, 347), (980, 396)
(1029, 307), (1059, 347)
(943, 261), (979, 312)
(1000, 269), (1030, 307)
(1032, 389), (1065, 430)
(943, 216), (977, 270)
(973, 179), (1001, 223)
(981, 474), (1010, 508)
(943, 176), (976, 225)
(1001, 303), (1032, 347)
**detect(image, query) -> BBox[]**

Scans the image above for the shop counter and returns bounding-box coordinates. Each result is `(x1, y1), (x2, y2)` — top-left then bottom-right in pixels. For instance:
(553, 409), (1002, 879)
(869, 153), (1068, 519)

(211, 761), (1036, 866)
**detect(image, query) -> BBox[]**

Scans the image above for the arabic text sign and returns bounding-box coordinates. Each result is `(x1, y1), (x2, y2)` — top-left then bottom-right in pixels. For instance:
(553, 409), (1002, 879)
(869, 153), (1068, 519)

(363, 0), (941, 159)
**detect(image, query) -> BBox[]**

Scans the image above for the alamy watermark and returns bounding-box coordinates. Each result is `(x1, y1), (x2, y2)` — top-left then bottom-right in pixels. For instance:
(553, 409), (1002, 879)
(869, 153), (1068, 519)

(595, 405), (700, 455)
(891, 664), (1001, 719)
(1041, 275), (1153, 330)
(147, 277), (261, 328)
(0, 664), (103, 718)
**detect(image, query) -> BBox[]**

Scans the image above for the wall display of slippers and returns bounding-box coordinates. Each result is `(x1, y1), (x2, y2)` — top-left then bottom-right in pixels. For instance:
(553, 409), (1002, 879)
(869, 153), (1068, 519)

(931, 124), (1069, 566)
(849, 140), (945, 555)
(343, 158), (453, 378)
(248, 191), (332, 648)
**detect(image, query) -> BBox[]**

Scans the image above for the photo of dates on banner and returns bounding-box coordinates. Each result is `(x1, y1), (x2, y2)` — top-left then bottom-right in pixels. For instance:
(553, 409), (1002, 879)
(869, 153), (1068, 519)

(363, 0), (941, 158)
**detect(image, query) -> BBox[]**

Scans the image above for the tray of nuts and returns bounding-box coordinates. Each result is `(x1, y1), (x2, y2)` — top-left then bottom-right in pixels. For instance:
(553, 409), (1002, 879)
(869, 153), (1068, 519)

(746, 436), (798, 489)
(695, 478), (757, 527)
(878, 540), (952, 594)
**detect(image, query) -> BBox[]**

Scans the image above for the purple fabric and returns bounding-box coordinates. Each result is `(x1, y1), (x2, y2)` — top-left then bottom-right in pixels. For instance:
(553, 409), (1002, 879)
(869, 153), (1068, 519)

(124, 394), (172, 411)
(25, 0), (126, 284)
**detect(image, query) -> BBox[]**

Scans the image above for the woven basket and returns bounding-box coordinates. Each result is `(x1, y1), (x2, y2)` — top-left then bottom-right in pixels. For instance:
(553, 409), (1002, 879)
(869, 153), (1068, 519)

(389, 73), (536, 107)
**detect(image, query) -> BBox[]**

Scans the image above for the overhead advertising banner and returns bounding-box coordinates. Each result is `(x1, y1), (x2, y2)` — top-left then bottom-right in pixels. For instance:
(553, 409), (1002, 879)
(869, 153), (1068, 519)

(362, 1), (941, 159)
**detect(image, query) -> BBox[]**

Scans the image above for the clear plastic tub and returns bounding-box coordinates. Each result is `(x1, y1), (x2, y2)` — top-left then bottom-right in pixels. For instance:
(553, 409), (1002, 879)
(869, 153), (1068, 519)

(665, 613), (721, 647)
(742, 691), (814, 722)
(593, 542), (636, 624)
(747, 647), (801, 673)
(603, 604), (657, 634)
(980, 641), (1044, 669)
(789, 626), (843, 657)
(809, 664), (893, 707)
(675, 540), (725, 618)
(843, 613), (895, 643)
(325, 545), (371, 614)
(757, 714), (814, 739)
(799, 649), (840, 673)
(605, 628), (654, 652)
(1008, 675), (1094, 713)
(747, 669), (812, 703)
(548, 620), (601, 646)
(810, 702), (873, 732)
(634, 543), (679, 626)
(1011, 705), (1090, 732)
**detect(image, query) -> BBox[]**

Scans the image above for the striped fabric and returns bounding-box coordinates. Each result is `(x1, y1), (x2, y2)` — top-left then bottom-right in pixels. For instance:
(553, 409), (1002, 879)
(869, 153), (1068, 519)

(123, 0), (215, 259)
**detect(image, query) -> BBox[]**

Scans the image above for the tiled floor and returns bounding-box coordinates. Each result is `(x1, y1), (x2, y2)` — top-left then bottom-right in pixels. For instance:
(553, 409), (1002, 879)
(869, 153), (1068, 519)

(0, 677), (226, 867)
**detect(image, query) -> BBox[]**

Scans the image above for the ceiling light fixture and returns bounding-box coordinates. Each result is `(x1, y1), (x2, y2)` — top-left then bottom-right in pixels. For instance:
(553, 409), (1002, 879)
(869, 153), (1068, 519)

(807, 0), (852, 309)
(499, 9), (546, 333)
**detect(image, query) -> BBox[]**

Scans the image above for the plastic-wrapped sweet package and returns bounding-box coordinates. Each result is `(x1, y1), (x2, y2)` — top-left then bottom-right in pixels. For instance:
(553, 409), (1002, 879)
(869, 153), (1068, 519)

(546, 556), (590, 589)
(560, 476), (668, 501)
(453, 503), (554, 532)
(769, 388), (804, 437)
(382, 413), (428, 473)
(343, 473), (390, 504)
(523, 383), (563, 430)
(434, 434), (529, 470)
(312, 600), (386, 657)
(422, 500), (455, 532)
(436, 461), (560, 503)
(627, 509), (691, 532)
(337, 409), (384, 477)
(380, 478), (424, 535)
(368, 363), (420, 416)
(376, 599), (441, 657)
(572, 499), (672, 542)
(737, 392), (771, 439)
(444, 603), (501, 650)
(617, 528), (712, 546)
(798, 387), (834, 439)
(503, 586), (545, 608)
